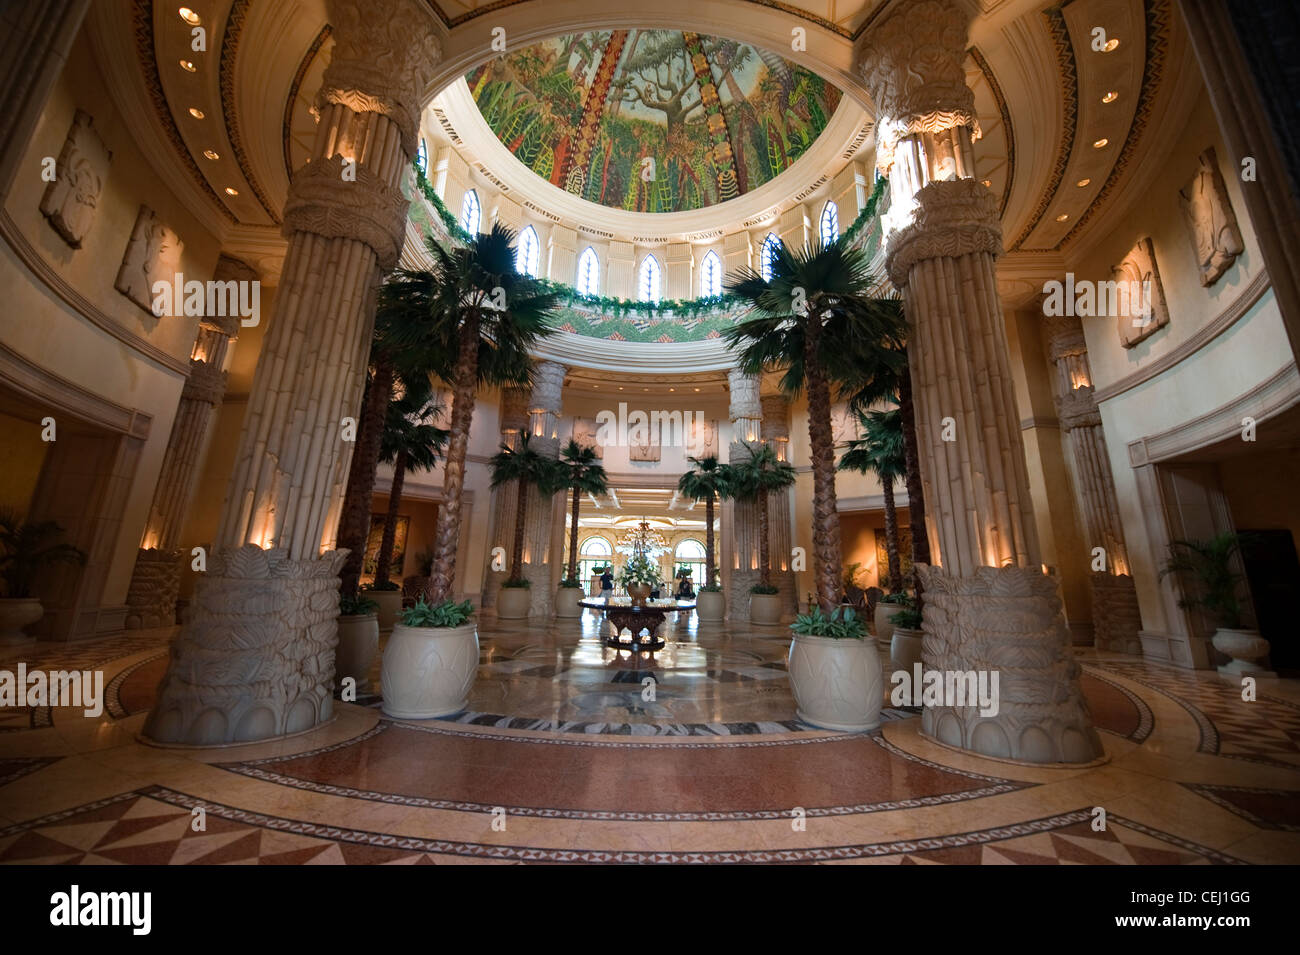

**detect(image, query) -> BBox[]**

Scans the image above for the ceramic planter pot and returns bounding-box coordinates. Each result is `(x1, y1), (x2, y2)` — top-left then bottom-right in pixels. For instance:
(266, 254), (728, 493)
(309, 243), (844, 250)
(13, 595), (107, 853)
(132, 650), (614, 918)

(874, 602), (906, 645)
(554, 586), (584, 618)
(626, 583), (652, 608)
(750, 592), (782, 625)
(890, 626), (925, 675)
(788, 633), (883, 732)
(335, 612), (379, 691)
(0, 598), (42, 644)
(1211, 627), (1272, 675)
(380, 621), (479, 719)
(496, 586), (532, 619)
(696, 590), (725, 622)
(366, 590), (402, 631)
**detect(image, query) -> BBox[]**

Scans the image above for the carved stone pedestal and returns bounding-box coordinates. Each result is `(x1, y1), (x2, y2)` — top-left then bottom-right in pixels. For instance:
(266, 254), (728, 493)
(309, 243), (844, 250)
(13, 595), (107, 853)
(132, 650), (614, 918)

(918, 564), (1104, 765)
(1090, 572), (1142, 655)
(124, 548), (182, 629)
(142, 546), (346, 746)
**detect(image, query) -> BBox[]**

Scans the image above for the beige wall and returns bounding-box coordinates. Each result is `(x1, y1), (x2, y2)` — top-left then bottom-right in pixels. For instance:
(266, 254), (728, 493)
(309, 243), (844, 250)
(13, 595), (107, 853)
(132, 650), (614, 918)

(0, 411), (49, 517)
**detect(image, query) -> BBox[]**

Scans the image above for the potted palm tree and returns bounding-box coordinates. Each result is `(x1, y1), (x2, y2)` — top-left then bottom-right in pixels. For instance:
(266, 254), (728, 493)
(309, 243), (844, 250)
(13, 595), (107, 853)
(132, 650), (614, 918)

(888, 598), (925, 675)
(365, 381), (447, 630)
(1162, 533), (1270, 675)
(723, 443), (796, 625)
(554, 438), (608, 617)
(725, 235), (904, 615)
(336, 591), (379, 692)
(0, 511), (86, 644)
(488, 433), (561, 619)
(677, 454), (728, 621)
(381, 596), (478, 718)
(788, 605), (882, 731)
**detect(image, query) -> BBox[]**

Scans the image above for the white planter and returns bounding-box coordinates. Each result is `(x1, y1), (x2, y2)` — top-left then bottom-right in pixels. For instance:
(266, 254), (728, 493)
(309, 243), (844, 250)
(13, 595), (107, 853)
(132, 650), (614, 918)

(750, 592), (783, 625)
(1211, 627), (1272, 676)
(890, 626), (925, 675)
(496, 586), (532, 619)
(367, 590), (403, 631)
(0, 598), (42, 644)
(335, 613), (379, 691)
(788, 633), (883, 732)
(696, 590), (725, 622)
(381, 621), (479, 719)
(874, 602), (906, 645)
(554, 586), (584, 617)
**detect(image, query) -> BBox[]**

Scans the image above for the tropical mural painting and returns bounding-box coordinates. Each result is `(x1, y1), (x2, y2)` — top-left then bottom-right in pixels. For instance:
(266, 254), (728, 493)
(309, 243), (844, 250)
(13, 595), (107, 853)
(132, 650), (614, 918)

(465, 30), (844, 213)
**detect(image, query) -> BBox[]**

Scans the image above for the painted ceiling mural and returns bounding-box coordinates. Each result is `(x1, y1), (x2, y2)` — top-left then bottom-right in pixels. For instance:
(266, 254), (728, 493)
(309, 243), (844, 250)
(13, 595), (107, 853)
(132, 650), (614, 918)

(465, 30), (844, 213)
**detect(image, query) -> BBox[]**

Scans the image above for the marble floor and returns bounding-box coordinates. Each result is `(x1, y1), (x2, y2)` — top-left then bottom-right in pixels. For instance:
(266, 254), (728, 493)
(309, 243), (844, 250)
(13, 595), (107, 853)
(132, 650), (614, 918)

(1, 608), (1298, 864)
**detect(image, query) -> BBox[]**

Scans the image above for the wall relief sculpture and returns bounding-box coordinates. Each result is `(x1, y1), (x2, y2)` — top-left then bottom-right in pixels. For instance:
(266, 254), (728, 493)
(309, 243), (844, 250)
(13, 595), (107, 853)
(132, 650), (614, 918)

(1114, 237), (1169, 349)
(1179, 146), (1244, 287)
(571, 417), (602, 458)
(39, 109), (112, 248)
(115, 205), (183, 314)
(687, 417), (718, 458)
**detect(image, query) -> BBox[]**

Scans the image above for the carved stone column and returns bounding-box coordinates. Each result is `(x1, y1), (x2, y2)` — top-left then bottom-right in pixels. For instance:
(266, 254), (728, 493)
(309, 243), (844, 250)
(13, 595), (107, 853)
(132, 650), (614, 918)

(521, 361), (566, 615)
(760, 394), (796, 614)
(862, 0), (1101, 764)
(0, 0), (92, 199)
(483, 387), (529, 609)
(143, 0), (440, 746)
(1043, 316), (1142, 654)
(726, 369), (763, 619)
(125, 257), (253, 629)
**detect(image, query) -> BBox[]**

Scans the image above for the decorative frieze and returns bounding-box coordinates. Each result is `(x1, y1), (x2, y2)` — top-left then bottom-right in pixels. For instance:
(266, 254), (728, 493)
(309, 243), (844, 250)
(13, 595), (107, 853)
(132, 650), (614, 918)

(1179, 146), (1244, 287)
(1114, 237), (1170, 349)
(114, 206), (183, 314)
(39, 109), (112, 248)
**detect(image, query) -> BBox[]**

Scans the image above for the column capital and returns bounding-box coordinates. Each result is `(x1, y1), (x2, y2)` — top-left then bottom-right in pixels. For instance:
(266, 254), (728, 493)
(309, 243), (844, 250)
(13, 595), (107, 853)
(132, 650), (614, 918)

(282, 156), (408, 270)
(727, 369), (761, 422)
(885, 178), (1002, 287)
(319, 0), (442, 156)
(856, 0), (979, 166)
(530, 361), (567, 413)
(182, 358), (228, 405)
(1058, 386), (1101, 431)
(1041, 313), (1088, 362)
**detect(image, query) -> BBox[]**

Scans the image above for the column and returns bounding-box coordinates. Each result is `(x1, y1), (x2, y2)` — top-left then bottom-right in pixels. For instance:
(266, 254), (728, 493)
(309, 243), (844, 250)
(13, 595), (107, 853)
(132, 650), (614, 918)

(483, 386), (529, 608)
(1043, 316), (1142, 654)
(760, 394), (797, 615)
(860, 0), (1101, 764)
(726, 368), (762, 619)
(143, 0), (441, 746)
(124, 257), (253, 628)
(522, 360), (566, 615)
(0, 0), (92, 199)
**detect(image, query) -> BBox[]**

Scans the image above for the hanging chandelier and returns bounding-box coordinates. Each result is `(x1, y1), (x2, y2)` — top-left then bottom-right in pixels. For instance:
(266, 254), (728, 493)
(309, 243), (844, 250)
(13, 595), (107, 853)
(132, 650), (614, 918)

(614, 518), (670, 558)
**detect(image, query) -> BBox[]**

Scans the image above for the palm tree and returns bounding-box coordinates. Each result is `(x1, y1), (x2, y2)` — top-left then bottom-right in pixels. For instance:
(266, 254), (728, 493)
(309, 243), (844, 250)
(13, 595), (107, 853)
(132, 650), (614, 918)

(555, 439), (608, 583)
(384, 223), (562, 605)
(722, 443), (797, 589)
(725, 238), (904, 612)
(838, 406), (906, 593)
(488, 433), (562, 584)
(676, 455), (728, 589)
(372, 382), (448, 589)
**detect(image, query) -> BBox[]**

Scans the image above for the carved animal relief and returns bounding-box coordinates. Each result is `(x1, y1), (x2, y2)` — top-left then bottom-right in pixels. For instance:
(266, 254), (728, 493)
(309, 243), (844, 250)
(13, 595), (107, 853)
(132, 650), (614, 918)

(572, 417), (602, 458)
(1114, 237), (1169, 349)
(1179, 147), (1244, 287)
(687, 417), (719, 459)
(115, 206), (183, 314)
(40, 110), (112, 248)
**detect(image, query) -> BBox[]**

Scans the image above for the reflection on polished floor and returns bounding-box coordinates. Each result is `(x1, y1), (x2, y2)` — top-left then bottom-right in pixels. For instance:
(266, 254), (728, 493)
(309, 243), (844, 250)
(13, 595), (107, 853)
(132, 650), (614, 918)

(2, 608), (1299, 864)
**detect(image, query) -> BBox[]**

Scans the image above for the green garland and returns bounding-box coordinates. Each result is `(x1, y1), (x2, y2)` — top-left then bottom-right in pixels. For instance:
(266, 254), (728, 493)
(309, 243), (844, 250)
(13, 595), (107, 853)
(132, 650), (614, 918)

(841, 175), (889, 248)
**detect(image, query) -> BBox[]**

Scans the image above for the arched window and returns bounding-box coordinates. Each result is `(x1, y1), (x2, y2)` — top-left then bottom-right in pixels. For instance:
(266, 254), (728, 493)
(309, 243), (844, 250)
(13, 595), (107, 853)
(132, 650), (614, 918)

(819, 200), (839, 245)
(700, 250), (722, 298)
(638, 254), (661, 304)
(576, 247), (600, 296)
(516, 225), (540, 277)
(460, 189), (481, 234)
(760, 233), (781, 282)
(578, 536), (613, 584)
(674, 538), (708, 585)
(415, 138), (428, 175)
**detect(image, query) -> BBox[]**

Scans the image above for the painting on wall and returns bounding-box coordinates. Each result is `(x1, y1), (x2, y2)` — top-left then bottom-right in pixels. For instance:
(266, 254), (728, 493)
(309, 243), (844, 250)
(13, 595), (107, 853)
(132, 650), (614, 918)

(465, 30), (843, 213)
(362, 515), (409, 581)
(874, 527), (914, 587)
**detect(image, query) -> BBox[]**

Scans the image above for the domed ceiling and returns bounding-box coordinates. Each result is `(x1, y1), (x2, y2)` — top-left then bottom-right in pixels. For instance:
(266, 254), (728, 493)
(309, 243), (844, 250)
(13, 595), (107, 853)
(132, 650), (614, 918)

(464, 31), (844, 214)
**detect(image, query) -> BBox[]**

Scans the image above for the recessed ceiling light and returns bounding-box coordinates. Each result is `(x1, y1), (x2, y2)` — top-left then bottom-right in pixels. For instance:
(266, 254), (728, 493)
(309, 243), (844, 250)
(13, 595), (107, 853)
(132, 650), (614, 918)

(1093, 138), (1109, 149)
(179, 7), (201, 26)
(1056, 213), (1070, 222)
(1102, 38), (1120, 52)
(179, 59), (196, 72)
(188, 107), (204, 119)
(224, 187), (238, 196)
(694, 388), (700, 392)
(669, 388), (675, 392)
(1076, 178), (1091, 187)
(1102, 90), (1119, 104)
(981, 179), (991, 187)
(617, 386), (623, 391)
(203, 149), (219, 160)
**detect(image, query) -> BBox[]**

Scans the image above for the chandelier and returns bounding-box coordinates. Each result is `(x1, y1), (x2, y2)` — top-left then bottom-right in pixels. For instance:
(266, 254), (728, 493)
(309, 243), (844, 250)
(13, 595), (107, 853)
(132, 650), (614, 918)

(614, 519), (670, 558)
